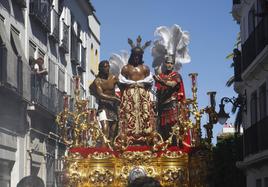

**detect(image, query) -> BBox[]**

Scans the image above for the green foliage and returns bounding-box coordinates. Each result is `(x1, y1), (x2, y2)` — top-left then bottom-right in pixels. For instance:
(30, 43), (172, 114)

(225, 76), (234, 87)
(225, 32), (241, 87)
(225, 53), (234, 60)
(211, 135), (246, 187)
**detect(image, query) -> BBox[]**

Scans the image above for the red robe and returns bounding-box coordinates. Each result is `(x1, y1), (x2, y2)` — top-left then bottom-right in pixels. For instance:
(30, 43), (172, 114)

(155, 72), (191, 153)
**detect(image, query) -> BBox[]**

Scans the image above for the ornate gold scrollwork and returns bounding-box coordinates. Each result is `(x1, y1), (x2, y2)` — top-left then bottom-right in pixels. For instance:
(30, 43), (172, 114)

(89, 169), (114, 186)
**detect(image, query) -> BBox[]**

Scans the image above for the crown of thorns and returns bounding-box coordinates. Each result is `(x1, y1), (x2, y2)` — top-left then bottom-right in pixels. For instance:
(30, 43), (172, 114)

(128, 35), (151, 53)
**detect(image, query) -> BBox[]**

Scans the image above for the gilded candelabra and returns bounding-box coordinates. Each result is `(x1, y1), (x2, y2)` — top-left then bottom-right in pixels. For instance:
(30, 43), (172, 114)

(55, 76), (112, 149)
(171, 73), (218, 148)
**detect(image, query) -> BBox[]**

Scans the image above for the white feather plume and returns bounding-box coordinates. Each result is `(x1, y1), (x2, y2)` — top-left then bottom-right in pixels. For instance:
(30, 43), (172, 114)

(109, 50), (129, 76)
(152, 24), (191, 74)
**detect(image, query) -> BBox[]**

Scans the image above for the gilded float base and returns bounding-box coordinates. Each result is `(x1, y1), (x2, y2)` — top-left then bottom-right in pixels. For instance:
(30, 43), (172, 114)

(62, 147), (190, 187)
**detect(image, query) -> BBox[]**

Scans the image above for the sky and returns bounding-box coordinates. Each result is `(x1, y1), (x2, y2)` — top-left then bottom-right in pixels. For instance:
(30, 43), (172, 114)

(91, 0), (240, 144)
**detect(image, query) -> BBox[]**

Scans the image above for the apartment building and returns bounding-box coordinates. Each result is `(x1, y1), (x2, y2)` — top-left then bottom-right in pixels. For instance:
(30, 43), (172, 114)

(231, 0), (268, 186)
(0, 0), (100, 186)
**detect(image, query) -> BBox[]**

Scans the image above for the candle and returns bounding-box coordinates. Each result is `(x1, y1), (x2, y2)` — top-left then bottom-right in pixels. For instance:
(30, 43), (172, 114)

(207, 91), (216, 108)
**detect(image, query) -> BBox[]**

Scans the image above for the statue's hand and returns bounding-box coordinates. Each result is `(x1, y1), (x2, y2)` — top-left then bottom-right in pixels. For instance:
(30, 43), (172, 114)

(113, 96), (121, 103)
(153, 75), (164, 84)
(153, 75), (160, 82)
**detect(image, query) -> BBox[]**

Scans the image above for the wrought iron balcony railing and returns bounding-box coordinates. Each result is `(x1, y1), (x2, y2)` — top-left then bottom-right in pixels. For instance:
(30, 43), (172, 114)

(244, 116), (268, 157)
(29, 0), (50, 32)
(59, 19), (69, 53)
(31, 75), (64, 114)
(241, 15), (268, 73)
(49, 8), (60, 42)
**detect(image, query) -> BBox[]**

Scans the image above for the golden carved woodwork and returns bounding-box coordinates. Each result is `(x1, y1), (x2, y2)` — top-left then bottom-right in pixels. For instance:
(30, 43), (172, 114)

(62, 151), (190, 187)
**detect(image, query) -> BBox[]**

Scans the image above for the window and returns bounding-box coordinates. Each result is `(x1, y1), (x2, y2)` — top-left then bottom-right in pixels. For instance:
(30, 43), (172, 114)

(38, 49), (45, 59)
(10, 26), (24, 91)
(29, 41), (36, 59)
(0, 160), (13, 187)
(31, 164), (40, 176)
(59, 19), (69, 53)
(29, 0), (50, 31)
(251, 91), (258, 124)
(265, 177), (268, 187)
(58, 67), (65, 92)
(46, 157), (55, 187)
(259, 83), (267, 120)
(10, 26), (21, 56)
(256, 0), (268, 22)
(71, 28), (77, 62)
(77, 23), (81, 39)
(28, 43), (47, 74)
(48, 59), (55, 84)
(38, 49), (47, 74)
(58, 0), (64, 15)
(248, 5), (255, 36)
(256, 178), (262, 187)
(69, 76), (74, 97)
(81, 47), (86, 70)
(95, 49), (98, 65)
(78, 71), (83, 85)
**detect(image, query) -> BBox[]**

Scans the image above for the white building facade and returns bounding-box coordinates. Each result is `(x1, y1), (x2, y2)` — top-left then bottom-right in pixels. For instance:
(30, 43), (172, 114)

(0, 0), (100, 186)
(231, 0), (268, 186)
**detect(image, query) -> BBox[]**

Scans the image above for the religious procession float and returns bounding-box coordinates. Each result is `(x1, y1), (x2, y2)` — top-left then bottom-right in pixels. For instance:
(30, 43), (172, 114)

(55, 25), (218, 187)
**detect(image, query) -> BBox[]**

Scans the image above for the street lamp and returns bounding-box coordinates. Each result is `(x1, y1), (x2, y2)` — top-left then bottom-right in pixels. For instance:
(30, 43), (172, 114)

(217, 101), (230, 125)
(217, 95), (244, 125)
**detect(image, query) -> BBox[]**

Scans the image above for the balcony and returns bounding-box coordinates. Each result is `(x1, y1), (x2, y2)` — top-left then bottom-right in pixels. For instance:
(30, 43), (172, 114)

(244, 116), (268, 157)
(241, 15), (268, 73)
(31, 76), (64, 114)
(59, 19), (69, 53)
(49, 8), (60, 42)
(78, 47), (86, 72)
(29, 0), (50, 32)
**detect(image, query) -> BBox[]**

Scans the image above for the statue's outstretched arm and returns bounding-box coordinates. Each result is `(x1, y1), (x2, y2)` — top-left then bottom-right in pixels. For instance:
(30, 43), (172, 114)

(154, 74), (180, 88)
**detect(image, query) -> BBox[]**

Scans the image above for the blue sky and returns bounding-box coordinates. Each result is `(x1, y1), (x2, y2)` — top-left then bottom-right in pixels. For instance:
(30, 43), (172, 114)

(91, 0), (240, 144)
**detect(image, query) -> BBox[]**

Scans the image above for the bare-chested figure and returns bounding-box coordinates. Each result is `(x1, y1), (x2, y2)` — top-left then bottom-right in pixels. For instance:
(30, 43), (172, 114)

(121, 48), (150, 82)
(90, 60), (120, 143)
(118, 36), (155, 145)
